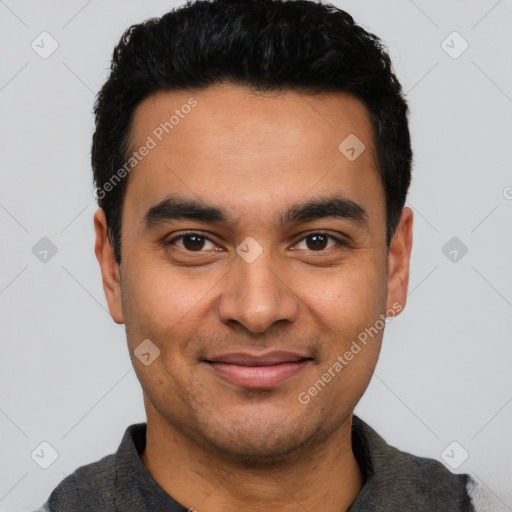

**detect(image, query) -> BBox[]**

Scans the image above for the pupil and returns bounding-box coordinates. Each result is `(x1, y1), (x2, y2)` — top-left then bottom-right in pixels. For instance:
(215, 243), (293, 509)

(308, 234), (327, 250)
(184, 235), (204, 251)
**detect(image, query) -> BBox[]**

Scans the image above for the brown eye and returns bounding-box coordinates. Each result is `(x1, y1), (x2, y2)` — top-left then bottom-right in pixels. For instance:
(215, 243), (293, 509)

(293, 232), (345, 252)
(305, 233), (329, 251)
(166, 232), (219, 252)
(180, 234), (206, 251)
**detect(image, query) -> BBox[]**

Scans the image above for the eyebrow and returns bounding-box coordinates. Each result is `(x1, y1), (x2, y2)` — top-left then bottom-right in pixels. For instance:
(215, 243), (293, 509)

(142, 193), (369, 230)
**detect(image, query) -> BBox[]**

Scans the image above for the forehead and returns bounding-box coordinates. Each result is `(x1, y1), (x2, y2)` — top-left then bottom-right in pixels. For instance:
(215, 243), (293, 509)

(123, 83), (384, 234)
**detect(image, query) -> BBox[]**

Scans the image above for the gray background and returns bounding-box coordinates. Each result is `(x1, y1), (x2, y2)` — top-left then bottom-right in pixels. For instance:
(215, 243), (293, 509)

(0, 0), (511, 510)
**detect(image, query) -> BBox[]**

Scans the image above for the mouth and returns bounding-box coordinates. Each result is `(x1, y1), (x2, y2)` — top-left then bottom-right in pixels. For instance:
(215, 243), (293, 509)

(203, 351), (313, 389)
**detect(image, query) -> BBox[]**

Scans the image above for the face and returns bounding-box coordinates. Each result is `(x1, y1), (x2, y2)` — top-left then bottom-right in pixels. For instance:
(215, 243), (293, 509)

(95, 83), (413, 462)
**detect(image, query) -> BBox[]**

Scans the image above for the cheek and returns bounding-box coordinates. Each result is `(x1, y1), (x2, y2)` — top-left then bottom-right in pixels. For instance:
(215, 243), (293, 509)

(300, 258), (386, 333)
(120, 257), (223, 358)
(120, 264), (203, 402)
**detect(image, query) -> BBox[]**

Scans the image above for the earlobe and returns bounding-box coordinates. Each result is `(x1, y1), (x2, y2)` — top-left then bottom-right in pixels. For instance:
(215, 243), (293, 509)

(93, 208), (125, 324)
(385, 207), (413, 315)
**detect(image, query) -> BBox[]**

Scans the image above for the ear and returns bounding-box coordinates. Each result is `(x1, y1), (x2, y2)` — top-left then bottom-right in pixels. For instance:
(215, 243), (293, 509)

(94, 208), (124, 324)
(386, 207), (413, 314)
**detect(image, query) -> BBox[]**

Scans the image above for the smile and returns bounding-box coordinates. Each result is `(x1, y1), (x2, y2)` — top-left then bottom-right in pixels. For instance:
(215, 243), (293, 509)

(204, 357), (312, 389)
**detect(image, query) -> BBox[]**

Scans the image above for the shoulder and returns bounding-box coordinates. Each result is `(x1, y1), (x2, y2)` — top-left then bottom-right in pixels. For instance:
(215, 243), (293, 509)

(38, 423), (146, 512)
(351, 416), (474, 511)
(41, 452), (118, 511)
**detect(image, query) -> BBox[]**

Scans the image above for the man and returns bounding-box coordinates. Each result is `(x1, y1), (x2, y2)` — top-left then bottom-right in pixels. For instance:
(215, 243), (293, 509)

(37, 0), (496, 510)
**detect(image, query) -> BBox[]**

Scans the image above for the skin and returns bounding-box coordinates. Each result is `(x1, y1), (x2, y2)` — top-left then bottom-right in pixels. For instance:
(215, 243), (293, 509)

(94, 82), (413, 511)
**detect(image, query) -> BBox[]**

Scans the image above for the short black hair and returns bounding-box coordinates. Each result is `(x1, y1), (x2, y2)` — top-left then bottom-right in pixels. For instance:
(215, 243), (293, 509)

(92, 0), (412, 265)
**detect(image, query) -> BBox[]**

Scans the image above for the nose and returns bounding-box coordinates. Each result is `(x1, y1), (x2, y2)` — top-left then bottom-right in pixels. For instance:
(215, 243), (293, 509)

(216, 245), (299, 334)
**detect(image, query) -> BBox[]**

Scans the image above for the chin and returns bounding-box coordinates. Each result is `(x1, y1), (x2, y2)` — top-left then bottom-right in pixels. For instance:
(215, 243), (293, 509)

(190, 413), (326, 467)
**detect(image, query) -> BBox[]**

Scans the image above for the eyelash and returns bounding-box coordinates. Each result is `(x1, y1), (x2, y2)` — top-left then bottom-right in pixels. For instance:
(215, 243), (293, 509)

(165, 231), (349, 253)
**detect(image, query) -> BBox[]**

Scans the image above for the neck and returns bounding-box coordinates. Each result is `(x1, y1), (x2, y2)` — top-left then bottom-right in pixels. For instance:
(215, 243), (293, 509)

(140, 408), (363, 512)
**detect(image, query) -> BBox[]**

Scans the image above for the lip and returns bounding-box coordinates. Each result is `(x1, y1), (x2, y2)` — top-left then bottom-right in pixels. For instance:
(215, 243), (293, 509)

(205, 350), (309, 366)
(204, 351), (313, 389)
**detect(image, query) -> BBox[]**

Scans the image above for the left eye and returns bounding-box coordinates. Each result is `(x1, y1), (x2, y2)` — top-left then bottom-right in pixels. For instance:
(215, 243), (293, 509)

(166, 232), (344, 252)
(292, 233), (342, 251)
